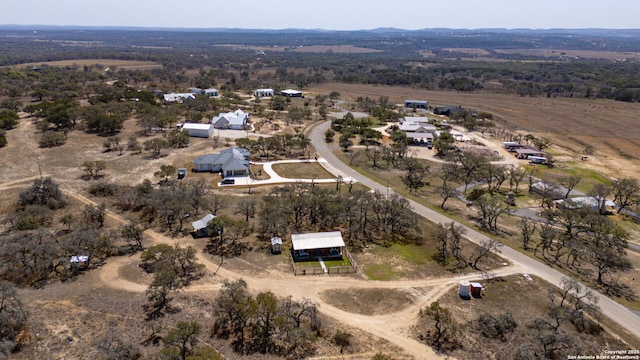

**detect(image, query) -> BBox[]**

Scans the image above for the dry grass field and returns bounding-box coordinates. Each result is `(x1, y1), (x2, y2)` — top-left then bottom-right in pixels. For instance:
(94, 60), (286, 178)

(7, 59), (163, 70)
(495, 48), (640, 60)
(310, 83), (640, 179)
(214, 44), (382, 53)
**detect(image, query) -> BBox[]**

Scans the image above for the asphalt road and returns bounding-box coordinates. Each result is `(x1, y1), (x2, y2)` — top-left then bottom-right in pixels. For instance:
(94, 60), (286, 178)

(310, 120), (640, 340)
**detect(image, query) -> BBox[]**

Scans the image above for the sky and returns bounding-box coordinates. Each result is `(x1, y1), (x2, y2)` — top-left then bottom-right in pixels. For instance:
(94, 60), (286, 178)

(1, 0), (639, 30)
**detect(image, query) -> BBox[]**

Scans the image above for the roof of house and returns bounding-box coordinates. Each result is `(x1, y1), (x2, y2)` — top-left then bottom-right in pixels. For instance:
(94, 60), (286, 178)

(213, 109), (248, 126)
(192, 214), (215, 231)
(291, 231), (345, 251)
(406, 132), (434, 140)
(401, 116), (430, 124)
(404, 99), (428, 104)
(281, 89), (302, 95)
(163, 93), (195, 102)
(516, 148), (544, 155)
(271, 237), (283, 245)
(204, 88), (218, 92)
(256, 88), (274, 92)
(555, 197), (616, 209)
(399, 123), (436, 132)
(193, 148), (250, 171)
(182, 123), (212, 131)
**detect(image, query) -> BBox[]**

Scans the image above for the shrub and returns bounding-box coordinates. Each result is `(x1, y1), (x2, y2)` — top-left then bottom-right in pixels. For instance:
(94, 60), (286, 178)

(39, 131), (66, 148)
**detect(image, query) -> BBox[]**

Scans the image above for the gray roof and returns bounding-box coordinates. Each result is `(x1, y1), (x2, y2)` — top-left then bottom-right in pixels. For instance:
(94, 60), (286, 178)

(192, 214), (215, 231)
(193, 148), (250, 171)
(291, 231), (345, 251)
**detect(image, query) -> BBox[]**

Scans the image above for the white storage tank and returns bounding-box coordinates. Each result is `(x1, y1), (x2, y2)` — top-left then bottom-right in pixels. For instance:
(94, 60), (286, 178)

(458, 281), (471, 298)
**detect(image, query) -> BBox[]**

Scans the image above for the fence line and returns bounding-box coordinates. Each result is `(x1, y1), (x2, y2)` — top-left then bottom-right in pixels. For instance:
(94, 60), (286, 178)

(291, 249), (358, 276)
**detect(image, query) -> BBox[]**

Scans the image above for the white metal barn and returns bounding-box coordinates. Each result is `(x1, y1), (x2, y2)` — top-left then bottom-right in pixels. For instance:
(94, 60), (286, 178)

(182, 123), (213, 138)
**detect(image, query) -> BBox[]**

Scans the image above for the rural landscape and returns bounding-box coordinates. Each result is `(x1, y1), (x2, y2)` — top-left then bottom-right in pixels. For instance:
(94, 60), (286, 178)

(1, 26), (640, 360)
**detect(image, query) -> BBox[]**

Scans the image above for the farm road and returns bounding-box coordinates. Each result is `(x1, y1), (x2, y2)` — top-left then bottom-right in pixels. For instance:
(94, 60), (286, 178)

(310, 120), (640, 341)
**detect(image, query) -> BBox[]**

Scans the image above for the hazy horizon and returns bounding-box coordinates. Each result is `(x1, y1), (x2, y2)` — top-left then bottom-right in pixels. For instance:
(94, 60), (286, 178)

(2, 0), (639, 31)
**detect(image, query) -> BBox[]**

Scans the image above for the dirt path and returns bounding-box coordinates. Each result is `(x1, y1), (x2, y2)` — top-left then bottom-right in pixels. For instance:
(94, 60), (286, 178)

(56, 178), (534, 359)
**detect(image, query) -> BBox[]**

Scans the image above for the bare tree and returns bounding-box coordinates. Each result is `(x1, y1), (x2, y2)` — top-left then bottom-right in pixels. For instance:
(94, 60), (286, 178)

(518, 217), (537, 251)
(559, 174), (581, 198)
(469, 238), (503, 269)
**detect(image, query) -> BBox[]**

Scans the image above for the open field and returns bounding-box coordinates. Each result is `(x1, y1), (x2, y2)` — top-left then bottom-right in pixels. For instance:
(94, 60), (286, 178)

(7, 59), (163, 70)
(495, 48), (640, 60)
(309, 83), (640, 179)
(214, 44), (382, 53)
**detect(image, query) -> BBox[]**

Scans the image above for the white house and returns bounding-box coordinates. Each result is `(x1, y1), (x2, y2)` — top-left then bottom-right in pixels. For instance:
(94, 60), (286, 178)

(193, 148), (250, 177)
(254, 88), (274, 98)
(163, 93), (196, 103)
(181, 123), (213, 138)
(212, 109), (248, 130)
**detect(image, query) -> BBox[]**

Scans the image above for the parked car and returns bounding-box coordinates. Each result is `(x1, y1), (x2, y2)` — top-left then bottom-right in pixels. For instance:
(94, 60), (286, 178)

(220, 178), (235, 185)
(177, 168), (187, 180)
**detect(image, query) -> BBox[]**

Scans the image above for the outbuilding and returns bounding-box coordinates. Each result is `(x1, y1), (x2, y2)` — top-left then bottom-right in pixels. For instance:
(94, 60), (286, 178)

(181, 123), (213, 138)
(270, 237), (283, 254)
(204, 88), (219, 97)
(291, 231), (345, 262)
(192, 214), (216, 238)
(255, 88), (274, 98)
(404, 99), (428, 110)
(280, 89), (303, 98)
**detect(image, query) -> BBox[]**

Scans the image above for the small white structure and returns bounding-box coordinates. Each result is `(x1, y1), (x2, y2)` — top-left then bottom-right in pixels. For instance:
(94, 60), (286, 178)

(270, 237), (283, 254)
(204, 88), (219, 97)
(163, 93), (196, 103)
(280, 89), (303, 97)
(192, 214), (216, 237)
(181, 123), (213, 138)
(254, 88), (274, 98)
(458, 281), (471, 298)
(70, 255), (90, 269)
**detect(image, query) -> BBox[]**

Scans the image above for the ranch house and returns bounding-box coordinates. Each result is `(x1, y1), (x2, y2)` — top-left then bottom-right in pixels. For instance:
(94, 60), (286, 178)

(192, 148), (250, 177)
(291, 231), (345, 262)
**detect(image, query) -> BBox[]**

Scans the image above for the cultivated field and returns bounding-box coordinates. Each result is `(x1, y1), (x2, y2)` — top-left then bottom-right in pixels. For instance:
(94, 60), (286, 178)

(7, 59), (163, 70)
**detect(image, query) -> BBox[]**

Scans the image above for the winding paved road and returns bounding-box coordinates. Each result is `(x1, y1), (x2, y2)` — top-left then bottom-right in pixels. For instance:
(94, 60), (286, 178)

(310, 120), (640, 340)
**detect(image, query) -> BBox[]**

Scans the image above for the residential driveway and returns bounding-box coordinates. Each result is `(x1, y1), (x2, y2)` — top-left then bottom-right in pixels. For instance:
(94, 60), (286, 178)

(310, 120), (640, 340)
(218, 159), (357, 187)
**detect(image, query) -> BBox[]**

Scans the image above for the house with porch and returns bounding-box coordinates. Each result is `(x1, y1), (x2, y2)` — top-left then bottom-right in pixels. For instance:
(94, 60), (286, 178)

(192, 148), (250, 177)
(291, 231), (345, 262)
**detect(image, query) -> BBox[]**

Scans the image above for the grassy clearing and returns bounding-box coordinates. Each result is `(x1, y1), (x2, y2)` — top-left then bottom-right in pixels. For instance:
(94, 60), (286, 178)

(295, 256), (353, 269)
(271, 162), (334, 179)
(320, 288), (418, 315)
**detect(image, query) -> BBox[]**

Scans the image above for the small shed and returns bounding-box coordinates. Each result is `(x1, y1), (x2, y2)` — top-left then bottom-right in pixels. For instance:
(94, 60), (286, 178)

(469, 282), (485, 298)
(270, 237), (283, 254)
(458, 281), (471, 298)
(192, 214), (216, 238)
